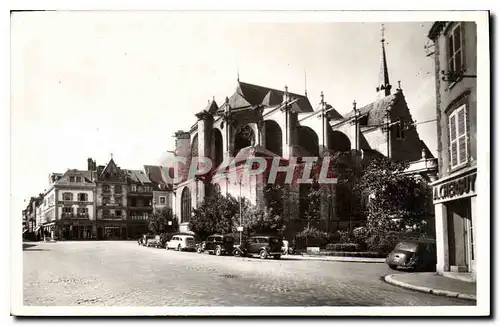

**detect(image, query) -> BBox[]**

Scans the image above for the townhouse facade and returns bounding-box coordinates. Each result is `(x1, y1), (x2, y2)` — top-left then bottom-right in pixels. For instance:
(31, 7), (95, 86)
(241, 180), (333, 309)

(428, 21), (477, 279)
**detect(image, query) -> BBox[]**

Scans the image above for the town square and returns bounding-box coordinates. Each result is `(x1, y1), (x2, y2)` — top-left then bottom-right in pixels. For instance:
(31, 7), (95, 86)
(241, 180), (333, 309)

(10, 10), (489, 316)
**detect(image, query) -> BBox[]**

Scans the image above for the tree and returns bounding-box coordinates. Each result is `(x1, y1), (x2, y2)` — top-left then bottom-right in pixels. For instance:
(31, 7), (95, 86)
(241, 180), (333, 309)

(238, 203), (285, 237)
(354, 156), (434, 236)
(190, 192), (241, 240)
(148, 207), (178, 234)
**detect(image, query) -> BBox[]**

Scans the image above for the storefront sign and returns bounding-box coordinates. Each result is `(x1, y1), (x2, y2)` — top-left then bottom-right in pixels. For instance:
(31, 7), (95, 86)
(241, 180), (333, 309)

(433, 172), (477, 203)
(57, 201), (93, 206)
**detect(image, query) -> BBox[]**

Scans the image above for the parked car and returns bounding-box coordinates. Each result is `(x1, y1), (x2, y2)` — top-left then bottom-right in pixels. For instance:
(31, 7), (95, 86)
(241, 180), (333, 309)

(232, 235), (283, 259)
(204, 234), (235, 256)
(146, 235), (162, 248)
(166, 234), (197, 251)
(386, 240), (437, 271)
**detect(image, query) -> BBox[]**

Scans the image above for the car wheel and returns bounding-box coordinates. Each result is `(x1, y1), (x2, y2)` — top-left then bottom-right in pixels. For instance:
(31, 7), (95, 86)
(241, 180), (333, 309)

(389, 264), (398, 270)
(232, 249), (241, 257)
(215, 246), (222, 256)
(259, 249), (268, 259)
(273, 254), (281, 260)
(177, 244), (181, 251)
(197, 246), (203, 253)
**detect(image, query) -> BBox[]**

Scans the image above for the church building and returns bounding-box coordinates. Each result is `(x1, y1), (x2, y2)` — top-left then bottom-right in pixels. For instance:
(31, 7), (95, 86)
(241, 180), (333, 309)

(168, 28), (438, 236)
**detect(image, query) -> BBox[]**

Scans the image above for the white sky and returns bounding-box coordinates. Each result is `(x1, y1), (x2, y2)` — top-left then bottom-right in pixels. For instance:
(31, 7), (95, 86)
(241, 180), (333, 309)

(11, 11), (438, 214)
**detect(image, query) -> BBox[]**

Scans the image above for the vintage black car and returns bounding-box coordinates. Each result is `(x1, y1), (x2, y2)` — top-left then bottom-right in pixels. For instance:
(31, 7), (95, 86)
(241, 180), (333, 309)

(232, 235), (283, 259)
(205, 234), (235, 256)
(386, 240), (437, 271)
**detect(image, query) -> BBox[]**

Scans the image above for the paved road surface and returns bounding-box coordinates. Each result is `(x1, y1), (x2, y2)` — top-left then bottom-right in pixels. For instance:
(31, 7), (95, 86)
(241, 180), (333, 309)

(23, 241), (474, 306)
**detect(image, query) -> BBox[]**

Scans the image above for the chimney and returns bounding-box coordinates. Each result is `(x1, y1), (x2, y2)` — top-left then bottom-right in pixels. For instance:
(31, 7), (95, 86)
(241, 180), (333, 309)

(87, 158), (95, 171)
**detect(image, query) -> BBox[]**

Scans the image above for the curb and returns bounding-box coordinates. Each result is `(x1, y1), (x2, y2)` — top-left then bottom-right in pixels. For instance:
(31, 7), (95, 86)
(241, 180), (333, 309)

(384, 274), (477, 301)
(283, 255), (386, 263)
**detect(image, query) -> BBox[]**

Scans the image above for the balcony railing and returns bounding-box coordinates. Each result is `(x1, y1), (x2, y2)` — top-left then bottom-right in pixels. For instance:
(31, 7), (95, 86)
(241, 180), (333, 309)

(61, 213), (89, 219)
(102, 215), (124, 220)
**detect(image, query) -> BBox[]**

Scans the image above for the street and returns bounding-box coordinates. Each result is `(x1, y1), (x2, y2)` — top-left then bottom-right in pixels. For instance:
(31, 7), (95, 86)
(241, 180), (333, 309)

(23, 241), (473, 306)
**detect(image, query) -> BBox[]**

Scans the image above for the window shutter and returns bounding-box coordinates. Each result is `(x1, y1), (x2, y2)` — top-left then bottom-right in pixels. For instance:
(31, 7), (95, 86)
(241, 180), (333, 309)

(449, 114), (458, 167)
(457, 106), (467, 164)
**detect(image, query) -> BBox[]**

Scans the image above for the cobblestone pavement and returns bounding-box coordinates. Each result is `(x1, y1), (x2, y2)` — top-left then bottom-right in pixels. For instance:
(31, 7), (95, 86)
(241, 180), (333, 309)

(23, 241), (474, 307)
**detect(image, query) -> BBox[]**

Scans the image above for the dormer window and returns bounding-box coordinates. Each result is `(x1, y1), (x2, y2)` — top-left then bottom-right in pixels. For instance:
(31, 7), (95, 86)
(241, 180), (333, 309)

(69, 176), (75, 182)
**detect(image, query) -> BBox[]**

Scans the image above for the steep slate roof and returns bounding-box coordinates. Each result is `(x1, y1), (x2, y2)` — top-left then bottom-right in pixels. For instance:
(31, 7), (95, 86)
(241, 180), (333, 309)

(226, 81), (314, 113)
(324, 103), (344, 120)
(343, 93), (398, 126)
(205, 100), (219, 114)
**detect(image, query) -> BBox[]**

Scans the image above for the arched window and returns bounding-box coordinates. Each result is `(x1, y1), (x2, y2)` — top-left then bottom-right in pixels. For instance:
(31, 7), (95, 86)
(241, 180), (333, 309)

(181, 187), (192, 224)
(212, 128), (223, 168)
(191, 134), (199, 159)
(234, 124), (255, 156)
(328, 130), (351, 153)
(297, 126), (319, 157)
(264, 120), (283, 156)
(114, 185), (122, 194)
(63, 192), (73, 201)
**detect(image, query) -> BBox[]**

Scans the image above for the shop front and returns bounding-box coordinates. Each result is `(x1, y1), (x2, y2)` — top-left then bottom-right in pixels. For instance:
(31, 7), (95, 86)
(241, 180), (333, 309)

(58, 220), (95, 240)
(433, 167), (477, 279)
(96, 222), (128, 240)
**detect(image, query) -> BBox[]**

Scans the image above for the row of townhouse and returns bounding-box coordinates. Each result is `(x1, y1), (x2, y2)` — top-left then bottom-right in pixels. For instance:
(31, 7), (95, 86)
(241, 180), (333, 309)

(23, 158), (174, 241)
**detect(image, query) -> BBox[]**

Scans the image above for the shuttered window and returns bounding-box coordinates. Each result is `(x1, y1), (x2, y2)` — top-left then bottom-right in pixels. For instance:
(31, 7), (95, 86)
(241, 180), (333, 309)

(449, 105), (468, 168)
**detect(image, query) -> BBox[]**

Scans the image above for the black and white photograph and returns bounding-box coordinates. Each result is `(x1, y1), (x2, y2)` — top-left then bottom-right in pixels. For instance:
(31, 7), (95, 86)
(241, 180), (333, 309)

(8, 7), (490, 317)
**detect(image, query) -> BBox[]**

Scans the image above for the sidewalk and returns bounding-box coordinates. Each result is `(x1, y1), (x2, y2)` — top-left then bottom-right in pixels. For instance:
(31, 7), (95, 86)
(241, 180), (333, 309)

(281, 254), (386, 263)
(384, 272), (476, 301)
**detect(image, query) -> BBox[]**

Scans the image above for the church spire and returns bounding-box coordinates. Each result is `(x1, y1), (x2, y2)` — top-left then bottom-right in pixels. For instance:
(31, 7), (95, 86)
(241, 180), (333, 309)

(376, 24), (392, 98)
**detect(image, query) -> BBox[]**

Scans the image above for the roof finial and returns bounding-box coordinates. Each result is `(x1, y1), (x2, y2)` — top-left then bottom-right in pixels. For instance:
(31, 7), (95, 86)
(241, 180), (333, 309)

(381, 23), (385, 43)
(320, 91), (324, 104)
(110, 153), (113, 159)
(353, 100), (357, 110)
(237, 67), (240, 82)
(397, 80), (402, 90)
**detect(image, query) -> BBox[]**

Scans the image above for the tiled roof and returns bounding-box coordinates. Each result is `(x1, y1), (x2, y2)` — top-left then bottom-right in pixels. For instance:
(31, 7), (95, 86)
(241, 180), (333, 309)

(344, 93), (398, 126)
(226, 81), (314, 113)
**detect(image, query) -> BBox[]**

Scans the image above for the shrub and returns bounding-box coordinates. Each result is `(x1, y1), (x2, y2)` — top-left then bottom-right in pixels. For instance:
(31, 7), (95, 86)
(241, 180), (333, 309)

(296, 226), (328, 247)
(366, 232), (400, 254)
(325, 243), (360, 252)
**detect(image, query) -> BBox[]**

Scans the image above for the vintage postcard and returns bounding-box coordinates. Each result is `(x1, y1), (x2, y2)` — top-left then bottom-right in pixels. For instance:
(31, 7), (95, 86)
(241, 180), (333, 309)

(9, 8), (490, 317)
